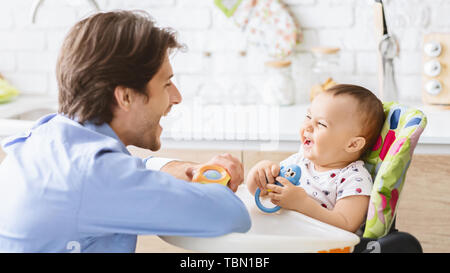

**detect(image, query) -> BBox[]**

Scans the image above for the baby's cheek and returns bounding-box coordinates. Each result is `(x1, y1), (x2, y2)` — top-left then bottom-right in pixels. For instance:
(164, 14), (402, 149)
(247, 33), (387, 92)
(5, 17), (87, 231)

(299, 127), (305, 141)
(315, 132), (336, 154)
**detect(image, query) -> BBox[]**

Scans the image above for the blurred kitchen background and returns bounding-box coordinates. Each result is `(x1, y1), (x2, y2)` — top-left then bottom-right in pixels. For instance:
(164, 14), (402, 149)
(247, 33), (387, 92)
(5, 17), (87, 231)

(0, 0), (442, 101)
(1, 0), (449, 148)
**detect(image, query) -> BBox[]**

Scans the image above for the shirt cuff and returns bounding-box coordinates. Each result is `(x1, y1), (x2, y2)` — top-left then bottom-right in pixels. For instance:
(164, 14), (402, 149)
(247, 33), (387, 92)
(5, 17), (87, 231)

(144, 156), (177, 171)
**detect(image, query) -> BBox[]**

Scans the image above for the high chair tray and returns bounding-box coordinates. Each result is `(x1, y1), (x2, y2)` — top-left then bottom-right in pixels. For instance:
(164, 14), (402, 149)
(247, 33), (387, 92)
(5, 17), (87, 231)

(160, 186), (360, 253)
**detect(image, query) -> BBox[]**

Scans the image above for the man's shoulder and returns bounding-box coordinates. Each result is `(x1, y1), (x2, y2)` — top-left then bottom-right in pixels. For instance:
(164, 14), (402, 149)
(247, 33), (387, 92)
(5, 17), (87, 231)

(12, 114), (127, 162)
(51, 116), (129, 160)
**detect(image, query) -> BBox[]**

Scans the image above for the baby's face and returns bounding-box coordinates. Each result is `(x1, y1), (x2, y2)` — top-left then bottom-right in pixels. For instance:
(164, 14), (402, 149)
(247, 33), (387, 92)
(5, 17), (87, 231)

(300, 92), (363, 168)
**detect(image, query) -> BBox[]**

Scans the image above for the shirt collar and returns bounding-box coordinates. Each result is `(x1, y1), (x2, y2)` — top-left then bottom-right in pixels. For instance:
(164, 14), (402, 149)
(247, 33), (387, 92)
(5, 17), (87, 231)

(81, 119), (130, 154)
(82, 120), (121, 142)
(55, 113), (122, 145)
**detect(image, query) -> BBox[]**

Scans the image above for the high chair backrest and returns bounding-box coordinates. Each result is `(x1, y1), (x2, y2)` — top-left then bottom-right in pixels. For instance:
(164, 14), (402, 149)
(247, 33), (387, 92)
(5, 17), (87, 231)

(362, 102), (427, 239)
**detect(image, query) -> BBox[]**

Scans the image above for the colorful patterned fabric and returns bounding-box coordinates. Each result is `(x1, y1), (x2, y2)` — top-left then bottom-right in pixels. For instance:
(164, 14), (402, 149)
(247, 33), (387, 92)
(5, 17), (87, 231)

(362, 102), (427, 239)
(215, 0), (301, 59)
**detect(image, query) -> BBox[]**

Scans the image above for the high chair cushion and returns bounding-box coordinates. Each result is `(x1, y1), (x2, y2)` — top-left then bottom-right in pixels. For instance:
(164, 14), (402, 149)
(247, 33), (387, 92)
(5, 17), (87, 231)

(362, 102), (427, 239)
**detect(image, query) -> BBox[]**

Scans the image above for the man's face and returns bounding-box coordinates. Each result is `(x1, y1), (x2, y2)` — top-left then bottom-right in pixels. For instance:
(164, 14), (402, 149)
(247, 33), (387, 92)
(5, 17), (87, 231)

(129, 54), (181, 151)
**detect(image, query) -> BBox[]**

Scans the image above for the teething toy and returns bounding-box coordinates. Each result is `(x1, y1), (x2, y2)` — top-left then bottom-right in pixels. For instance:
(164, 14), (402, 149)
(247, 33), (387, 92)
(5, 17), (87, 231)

(192, 165), (230, 186)
(255, 164), (301, 213)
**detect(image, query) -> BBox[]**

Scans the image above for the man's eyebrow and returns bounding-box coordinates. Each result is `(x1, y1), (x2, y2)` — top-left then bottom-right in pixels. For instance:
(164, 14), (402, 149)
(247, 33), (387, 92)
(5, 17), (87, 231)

(167, 74), (174, 80)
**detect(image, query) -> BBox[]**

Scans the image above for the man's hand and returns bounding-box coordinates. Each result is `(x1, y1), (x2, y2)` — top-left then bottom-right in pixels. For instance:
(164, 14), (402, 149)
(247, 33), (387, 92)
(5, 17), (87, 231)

(186, 153), (244, 192)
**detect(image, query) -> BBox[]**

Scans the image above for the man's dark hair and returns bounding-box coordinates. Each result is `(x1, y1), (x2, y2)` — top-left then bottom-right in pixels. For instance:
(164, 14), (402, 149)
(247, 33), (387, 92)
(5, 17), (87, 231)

(325, 84), (385, 156)
(57, 10), (182, 124)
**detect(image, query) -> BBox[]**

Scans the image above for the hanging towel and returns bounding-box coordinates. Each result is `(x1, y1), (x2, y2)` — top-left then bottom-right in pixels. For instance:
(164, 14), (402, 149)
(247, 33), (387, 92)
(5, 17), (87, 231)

(215, 0), (302, 59)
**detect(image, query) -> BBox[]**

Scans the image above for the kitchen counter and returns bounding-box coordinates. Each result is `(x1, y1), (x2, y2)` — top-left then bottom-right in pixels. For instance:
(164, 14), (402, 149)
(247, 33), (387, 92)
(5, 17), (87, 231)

(0, 95), (57, 136)
(0, 95), (58, 119)
(158, 99), (450, 154)
(1, 95), (450, 154)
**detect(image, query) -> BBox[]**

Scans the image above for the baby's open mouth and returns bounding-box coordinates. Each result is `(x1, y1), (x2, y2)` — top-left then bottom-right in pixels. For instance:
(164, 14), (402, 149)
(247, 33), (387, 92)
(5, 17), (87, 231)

(303, 138), (313, 147)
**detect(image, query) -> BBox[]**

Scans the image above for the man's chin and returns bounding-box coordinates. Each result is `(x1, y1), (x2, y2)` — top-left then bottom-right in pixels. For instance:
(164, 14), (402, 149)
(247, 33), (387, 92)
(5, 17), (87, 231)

(148, 139), (161, 152)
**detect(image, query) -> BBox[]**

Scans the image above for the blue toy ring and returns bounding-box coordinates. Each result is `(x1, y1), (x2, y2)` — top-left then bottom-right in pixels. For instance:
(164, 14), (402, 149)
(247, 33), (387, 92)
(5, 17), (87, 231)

(255, 184), (283, 213)
(254, 164), (302, 213)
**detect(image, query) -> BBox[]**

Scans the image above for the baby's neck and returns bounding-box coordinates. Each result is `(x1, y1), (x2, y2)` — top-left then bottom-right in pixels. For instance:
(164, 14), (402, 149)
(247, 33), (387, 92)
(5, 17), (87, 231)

(312, 160), (355, 172)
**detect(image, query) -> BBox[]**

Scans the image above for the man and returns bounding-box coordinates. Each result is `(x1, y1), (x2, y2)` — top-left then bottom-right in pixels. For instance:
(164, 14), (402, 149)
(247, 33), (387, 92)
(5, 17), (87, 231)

(0, 10), (251, 252)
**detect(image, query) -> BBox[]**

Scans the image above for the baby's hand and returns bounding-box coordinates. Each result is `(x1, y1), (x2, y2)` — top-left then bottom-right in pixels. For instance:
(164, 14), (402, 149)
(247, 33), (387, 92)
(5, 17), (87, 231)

(266, 176), (308, 211)
(246, 160), (280, 195)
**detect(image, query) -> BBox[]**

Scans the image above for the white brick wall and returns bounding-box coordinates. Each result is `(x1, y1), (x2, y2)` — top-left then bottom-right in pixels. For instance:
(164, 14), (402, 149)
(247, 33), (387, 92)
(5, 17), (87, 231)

(0, 0), (448, 102)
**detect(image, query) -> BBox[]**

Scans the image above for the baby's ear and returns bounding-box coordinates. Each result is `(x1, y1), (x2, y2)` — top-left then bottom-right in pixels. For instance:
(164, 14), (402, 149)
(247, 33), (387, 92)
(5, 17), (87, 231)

(345, 136), (366, 154)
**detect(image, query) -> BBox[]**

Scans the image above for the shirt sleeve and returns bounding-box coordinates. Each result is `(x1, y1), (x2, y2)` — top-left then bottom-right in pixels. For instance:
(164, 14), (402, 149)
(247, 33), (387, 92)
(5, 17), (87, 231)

(336, 162), (373, 201)
(143, 156), (177, 171)
(77, 150), (251, 237)
(280, 152), (302, 167)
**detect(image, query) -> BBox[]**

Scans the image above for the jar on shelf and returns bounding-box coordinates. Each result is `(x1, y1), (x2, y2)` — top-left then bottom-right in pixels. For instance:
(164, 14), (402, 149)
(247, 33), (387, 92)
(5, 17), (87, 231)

(262, 60), (295, 106)
(196, 51), (224, 105)
(309, 47), (340, 101)
(229, 51), (259, 105)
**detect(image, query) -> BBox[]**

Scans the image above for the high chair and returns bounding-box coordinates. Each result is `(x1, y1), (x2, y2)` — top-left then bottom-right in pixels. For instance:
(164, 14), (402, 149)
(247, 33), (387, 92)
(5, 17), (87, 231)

(354, 102), (427, 253)
(159, 102), (428, 253)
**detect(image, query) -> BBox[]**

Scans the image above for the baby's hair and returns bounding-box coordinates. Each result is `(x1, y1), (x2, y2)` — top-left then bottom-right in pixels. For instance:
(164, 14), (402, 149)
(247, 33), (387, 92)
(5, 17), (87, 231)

(324, 84), (385, 156)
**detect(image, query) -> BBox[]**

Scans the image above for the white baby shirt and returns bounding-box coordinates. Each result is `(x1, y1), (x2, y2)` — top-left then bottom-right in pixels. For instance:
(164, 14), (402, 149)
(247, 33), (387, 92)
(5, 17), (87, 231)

(280, 152), (373, 210)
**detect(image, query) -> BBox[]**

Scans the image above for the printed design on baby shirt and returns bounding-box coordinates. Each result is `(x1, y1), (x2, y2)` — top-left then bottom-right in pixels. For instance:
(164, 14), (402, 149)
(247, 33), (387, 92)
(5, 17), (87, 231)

(281, 154), (373, 210)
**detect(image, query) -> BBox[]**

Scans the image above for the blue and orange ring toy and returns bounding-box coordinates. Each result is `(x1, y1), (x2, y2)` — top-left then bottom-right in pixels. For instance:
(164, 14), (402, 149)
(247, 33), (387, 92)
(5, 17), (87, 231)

(192, 165), (230, 186)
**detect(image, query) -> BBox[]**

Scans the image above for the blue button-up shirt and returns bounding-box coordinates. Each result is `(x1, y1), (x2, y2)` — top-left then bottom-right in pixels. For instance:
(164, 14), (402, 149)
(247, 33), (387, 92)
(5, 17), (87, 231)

(0, 114), (251, 253)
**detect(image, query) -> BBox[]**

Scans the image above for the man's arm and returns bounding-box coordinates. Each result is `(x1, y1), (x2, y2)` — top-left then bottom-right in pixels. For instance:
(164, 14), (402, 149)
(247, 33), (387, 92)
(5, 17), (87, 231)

(160, 160), (197, 181)
(79, 151), (251, 237)
(143, 156), (196, 180)
(157, 153), (244, 192)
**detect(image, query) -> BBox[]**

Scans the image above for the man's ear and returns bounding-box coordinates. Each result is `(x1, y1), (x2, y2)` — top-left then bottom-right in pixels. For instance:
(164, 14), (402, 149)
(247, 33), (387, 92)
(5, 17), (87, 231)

(114, 86), (132, 111)
(345, 136), (366, 154)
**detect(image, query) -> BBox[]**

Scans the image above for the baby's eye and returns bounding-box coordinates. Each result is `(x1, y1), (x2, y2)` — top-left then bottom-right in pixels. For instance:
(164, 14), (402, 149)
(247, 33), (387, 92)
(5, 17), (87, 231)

(306, 114), (311, 119)
(318, 122), (327, 128)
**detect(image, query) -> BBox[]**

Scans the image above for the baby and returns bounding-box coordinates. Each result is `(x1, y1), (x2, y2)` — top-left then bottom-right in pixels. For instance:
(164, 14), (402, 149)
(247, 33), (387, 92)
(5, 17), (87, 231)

(247, 84), (385, 233)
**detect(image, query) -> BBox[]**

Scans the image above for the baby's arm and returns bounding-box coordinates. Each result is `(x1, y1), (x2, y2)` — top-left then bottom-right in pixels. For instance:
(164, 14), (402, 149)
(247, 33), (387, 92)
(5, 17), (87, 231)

(267, 177), (369, 233)
(299, 194), (369, 233)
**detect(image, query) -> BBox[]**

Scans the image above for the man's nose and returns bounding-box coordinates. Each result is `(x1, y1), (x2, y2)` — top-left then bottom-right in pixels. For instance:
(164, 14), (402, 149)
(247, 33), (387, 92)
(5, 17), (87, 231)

(169, 82), (182, 105)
